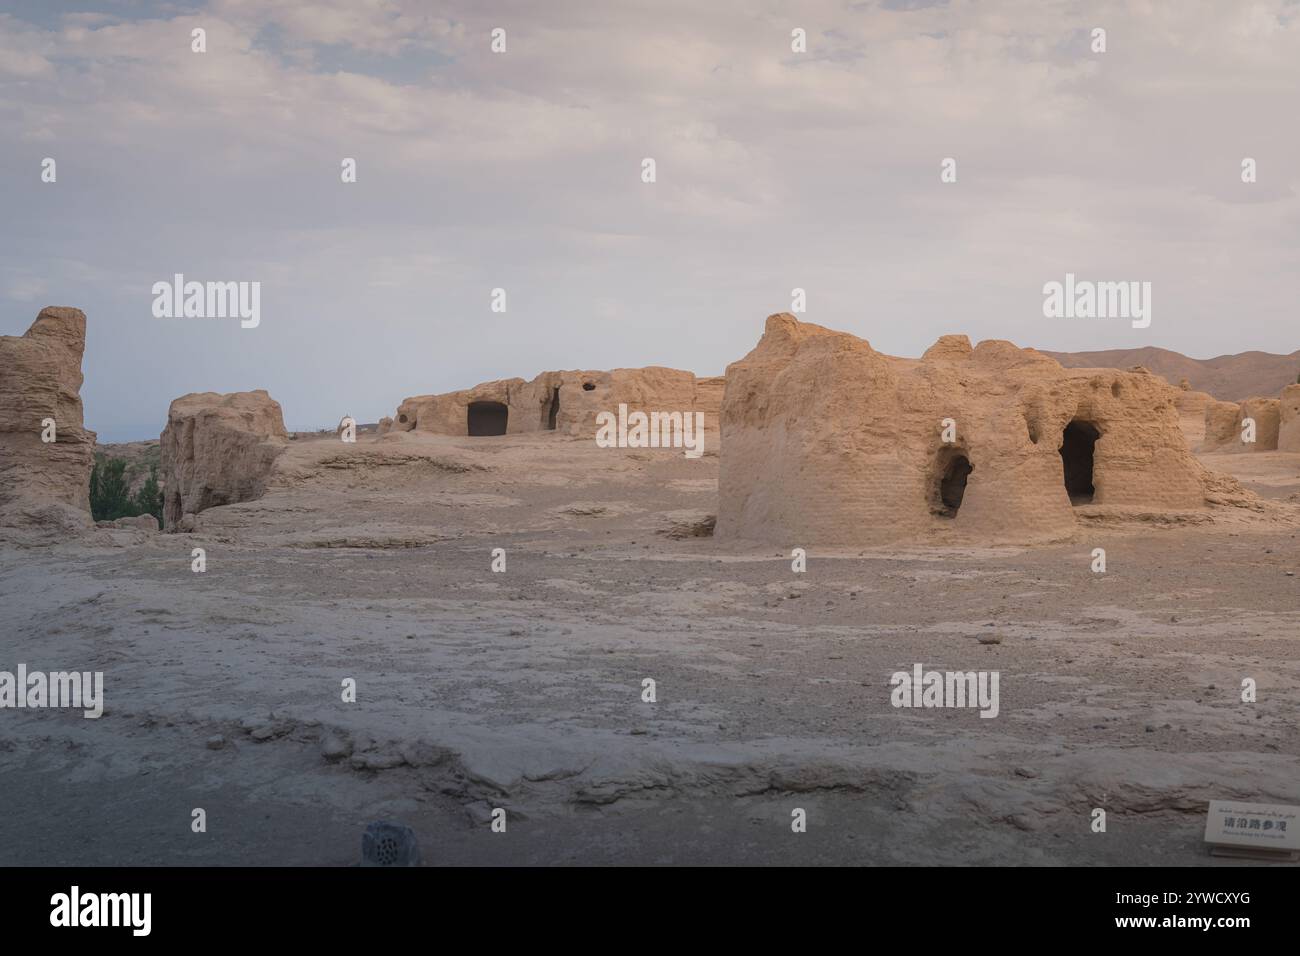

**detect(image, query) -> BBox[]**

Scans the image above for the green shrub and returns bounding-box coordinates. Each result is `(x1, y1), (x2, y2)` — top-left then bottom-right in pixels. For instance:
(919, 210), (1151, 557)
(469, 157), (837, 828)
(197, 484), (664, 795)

(133, 465), (163, 524)
(90, 457), (132, 521)
(90, 457), (164, 523)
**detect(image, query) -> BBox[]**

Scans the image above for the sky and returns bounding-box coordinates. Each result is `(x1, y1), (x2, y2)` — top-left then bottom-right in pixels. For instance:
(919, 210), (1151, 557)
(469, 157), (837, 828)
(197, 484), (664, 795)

(1, 0), (1298, 441)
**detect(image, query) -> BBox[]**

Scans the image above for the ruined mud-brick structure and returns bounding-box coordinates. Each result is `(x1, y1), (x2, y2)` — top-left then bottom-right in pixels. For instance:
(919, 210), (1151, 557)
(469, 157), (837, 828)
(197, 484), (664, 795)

(717, 314), (1214, 545)
(0, 307), (95, 531)
(1281, 384), (1300, 452)
(1203, 384), (1300, 453)
(160, 389), (288, 529)
(385, 367), (724, 440)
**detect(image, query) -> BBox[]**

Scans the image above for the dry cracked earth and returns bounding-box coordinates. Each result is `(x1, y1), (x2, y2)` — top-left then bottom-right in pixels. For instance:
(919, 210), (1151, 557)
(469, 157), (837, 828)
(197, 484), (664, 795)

(2, 434), (1298, 865)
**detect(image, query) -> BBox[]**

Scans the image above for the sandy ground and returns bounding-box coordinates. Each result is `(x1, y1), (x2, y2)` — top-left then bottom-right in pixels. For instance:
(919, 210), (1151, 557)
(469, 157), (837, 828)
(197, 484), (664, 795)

(2, 433), (1299, 866)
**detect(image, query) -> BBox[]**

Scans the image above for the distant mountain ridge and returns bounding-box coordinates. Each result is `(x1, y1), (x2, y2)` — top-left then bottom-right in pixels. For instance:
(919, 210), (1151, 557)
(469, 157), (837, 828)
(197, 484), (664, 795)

(1042, 345), (1300, 402)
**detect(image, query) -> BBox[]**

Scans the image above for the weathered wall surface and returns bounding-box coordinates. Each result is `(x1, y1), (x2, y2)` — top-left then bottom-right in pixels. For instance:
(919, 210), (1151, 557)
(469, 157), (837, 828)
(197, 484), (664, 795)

(1202, 397), (1282, 452)
(0, 307), (95, 532)
(390, 367), (723, 442)
(160, 390), (289, 529)
(717, 314), (1212, 546)
(1173, 387), (1214, 446)
(1279, 384), (1300, 453)
(1241, 398), (1281, 450)
(1202, 400), (1243, 451)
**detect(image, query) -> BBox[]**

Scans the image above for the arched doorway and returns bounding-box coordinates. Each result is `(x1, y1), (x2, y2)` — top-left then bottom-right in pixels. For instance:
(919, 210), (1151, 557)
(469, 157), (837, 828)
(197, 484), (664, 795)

(546, 387), (560, 430)
(932, 449), (973, 518)
(468, 401), (508, 436)
(1060, 420), (1099, 503)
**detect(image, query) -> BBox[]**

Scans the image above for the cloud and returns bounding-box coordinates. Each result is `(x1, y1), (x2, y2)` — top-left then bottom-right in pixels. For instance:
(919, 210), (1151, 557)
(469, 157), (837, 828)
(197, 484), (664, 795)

(1, 0), (1298, 440)
(0, 14), (54, 77)
(4, 273), (47, 302)
(215, 0), (454, 54)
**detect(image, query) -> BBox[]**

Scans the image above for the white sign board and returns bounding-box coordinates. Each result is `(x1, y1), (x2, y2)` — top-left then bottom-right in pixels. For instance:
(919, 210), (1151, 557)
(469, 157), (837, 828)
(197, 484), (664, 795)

(1204, 800), (1300, 860)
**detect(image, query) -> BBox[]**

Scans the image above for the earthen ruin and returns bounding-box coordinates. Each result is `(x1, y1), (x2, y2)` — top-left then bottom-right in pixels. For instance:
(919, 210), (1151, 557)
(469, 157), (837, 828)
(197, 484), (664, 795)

(0, 307), (95, 532)
(160, 389), (289, 529)
(386, 367), (723, 440)
(7, 305), (1288, 547)
(1281, 384), (1300, 452)
(717, 314), (1221, 546)
(1202, 386), (1299, 453)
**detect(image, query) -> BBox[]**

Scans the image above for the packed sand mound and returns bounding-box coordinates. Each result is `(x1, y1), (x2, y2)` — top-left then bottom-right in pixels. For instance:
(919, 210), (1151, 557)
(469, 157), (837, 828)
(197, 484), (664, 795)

(718, 314), (1227, 547)
(390, 367), (723, 440)
(160, 389), (289, 529)
(0, 307), (95, 533)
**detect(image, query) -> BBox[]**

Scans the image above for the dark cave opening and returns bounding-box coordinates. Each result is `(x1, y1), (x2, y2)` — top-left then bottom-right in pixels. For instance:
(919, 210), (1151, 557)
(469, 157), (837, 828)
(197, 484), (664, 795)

(1060, 420), (1100, 503)
(934, 451), (973, 518)
(467, 401), (508, 436)
(546, 388), (560, 430)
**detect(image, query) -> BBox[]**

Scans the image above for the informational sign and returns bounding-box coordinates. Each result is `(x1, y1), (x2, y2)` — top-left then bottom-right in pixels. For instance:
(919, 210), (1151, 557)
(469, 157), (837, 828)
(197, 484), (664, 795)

(1204, 800), (1300, 860)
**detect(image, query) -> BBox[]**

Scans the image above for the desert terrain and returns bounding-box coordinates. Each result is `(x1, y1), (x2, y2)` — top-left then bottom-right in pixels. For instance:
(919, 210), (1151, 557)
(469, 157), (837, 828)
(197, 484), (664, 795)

(1046, 346), (1300, 404)
(2, 427), (1298, 866)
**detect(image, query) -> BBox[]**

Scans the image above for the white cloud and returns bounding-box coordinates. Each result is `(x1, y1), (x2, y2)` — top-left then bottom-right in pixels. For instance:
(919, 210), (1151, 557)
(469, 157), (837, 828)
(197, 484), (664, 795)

(1, 0), (1298, 440)
(215, 0), (453, 54)
(4, 274), (47, 302)
(0, 15), (54, 77)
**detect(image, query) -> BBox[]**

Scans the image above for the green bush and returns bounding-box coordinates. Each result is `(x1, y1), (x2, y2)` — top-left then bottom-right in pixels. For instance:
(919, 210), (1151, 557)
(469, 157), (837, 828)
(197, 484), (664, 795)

(90, 457), (164, 523)
(134, 465), (163, 524)
(90, 457), (131, 521)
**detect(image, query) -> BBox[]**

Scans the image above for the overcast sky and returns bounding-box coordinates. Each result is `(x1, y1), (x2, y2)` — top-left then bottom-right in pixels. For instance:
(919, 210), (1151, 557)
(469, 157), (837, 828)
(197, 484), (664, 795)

(2, 0), (1298, 441)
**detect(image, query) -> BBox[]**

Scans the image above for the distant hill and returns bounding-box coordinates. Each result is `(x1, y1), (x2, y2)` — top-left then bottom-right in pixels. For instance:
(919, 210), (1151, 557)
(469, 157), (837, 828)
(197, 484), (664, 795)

(1042, 346), (1300, 402)
(95, 439), (161, 495)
